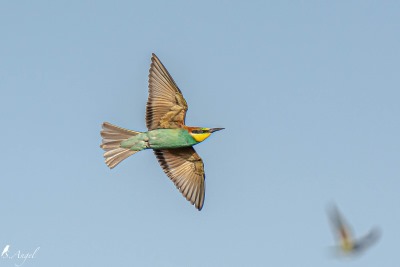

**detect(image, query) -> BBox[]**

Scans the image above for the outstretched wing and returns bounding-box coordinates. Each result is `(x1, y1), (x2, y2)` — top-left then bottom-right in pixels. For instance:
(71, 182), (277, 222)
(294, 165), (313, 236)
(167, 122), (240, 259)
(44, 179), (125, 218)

(146, 53), (188, 130)
(353, 227), (381, 253)
(154, 147), (205, 210)
(328, 205), (354, 249)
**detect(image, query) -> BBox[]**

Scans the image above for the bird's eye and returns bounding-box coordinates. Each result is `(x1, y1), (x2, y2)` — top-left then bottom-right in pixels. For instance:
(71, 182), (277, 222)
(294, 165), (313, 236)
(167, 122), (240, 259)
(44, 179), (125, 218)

(192, 129), (203, 134)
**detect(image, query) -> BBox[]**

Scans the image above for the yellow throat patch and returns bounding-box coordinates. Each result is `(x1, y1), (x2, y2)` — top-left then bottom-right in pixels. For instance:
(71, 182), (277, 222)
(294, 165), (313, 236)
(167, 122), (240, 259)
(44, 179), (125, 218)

(341, 240), (354, 252)
(191, 132), (211, 142)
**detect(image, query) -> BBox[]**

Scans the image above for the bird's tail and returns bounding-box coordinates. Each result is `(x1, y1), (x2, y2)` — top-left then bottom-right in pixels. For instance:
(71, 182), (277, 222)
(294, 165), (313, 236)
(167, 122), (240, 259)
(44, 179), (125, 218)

(100, 122), (141, 169)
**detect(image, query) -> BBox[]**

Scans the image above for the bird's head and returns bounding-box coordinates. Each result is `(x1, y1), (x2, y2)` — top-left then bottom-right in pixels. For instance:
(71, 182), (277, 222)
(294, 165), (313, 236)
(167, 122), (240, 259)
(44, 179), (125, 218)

(340, 239), (354, 253)
(186, 127), (224, 142)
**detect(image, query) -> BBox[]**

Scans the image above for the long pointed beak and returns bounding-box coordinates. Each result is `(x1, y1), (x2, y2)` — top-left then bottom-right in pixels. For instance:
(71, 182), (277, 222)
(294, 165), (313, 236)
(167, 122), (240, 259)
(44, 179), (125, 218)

(209, 128), (225, 133)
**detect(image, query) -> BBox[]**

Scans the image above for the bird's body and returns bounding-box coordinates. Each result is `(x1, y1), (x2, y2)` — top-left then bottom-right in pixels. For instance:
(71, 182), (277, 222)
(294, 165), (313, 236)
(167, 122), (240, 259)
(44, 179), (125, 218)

(120, 128), (205, 151)
(100, 53), (223, 210)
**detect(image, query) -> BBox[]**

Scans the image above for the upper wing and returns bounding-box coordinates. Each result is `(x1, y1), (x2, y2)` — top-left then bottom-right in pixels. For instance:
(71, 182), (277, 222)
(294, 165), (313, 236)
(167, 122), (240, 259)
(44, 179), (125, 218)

(328, 205), (353, 246)
(154, 147), (205, 210)
(146, 53), (188, 130)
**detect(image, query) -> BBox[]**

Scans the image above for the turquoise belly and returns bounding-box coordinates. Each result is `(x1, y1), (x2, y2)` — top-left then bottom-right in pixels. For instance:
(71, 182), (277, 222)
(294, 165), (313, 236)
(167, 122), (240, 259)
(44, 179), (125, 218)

(147, 128), (198, 149)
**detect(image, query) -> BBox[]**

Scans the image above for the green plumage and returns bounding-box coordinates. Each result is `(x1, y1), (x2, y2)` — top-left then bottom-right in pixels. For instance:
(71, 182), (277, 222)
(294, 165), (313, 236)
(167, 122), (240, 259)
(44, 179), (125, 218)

(120, 128), (198, 151)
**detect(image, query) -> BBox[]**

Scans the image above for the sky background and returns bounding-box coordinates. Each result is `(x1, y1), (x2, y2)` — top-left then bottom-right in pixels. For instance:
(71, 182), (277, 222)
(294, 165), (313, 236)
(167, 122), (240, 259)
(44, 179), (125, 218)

(1, 1), (399, 266)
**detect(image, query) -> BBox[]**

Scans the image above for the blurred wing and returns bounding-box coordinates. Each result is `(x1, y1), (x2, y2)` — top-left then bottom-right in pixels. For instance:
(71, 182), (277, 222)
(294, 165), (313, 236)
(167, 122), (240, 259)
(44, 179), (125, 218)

(328, 205), (353, 245)
(353, 228), (381, 252)
(154, 147), (205, 210)
(146, 53), (188, 130)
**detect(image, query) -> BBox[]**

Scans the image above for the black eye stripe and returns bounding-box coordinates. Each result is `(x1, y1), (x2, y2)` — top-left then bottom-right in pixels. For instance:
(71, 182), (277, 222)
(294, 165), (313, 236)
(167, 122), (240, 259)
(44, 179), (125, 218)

(192, 129), (210, 134)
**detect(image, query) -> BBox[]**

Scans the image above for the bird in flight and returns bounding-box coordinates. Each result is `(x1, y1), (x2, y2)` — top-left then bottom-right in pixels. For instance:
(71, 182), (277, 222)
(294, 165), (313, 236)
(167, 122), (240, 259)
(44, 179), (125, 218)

(327, 204), (381, 256)
(100, 53), (224, 210)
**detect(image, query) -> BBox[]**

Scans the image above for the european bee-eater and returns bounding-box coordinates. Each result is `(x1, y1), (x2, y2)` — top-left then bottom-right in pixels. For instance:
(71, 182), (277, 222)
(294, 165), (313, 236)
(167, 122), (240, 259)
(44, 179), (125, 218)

(327, 204), (381, 256)
(100, 53), (223, 210)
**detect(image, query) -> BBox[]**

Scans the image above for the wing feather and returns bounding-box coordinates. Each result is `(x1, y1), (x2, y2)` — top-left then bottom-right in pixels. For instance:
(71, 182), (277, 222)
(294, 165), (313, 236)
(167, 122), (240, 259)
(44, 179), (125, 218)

(154, 147), (205, 210)
(146, 54), (188, 130)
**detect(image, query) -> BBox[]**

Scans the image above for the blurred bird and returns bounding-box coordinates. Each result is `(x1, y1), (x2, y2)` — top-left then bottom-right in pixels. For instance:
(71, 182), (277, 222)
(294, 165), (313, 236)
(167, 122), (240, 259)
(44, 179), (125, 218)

(100, 53), (224, 210)
(327, 204), (381, 256)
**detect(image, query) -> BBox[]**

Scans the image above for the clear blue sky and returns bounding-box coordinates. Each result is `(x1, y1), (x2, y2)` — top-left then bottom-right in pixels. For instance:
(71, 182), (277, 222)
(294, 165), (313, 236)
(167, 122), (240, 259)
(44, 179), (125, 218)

(1, 1), (399, 266)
